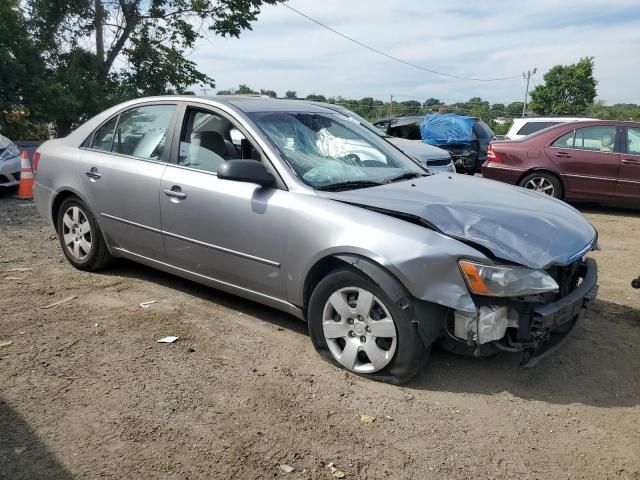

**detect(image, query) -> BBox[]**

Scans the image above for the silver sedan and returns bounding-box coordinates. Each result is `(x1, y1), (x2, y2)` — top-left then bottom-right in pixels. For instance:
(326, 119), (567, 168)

(33, 96), (598, 384)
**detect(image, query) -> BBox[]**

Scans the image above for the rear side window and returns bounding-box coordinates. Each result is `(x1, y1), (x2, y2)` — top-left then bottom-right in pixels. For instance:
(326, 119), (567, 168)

(627, 127), (640, 155)
(517, 121), (560, 136)
(473, 121), (494, 140)
(92, 117), (118, 152)
(552, 131), (575, 148)
(574, 126), (617, 152)
(90, 104), (176, 161)
(388, 122), (421, 140)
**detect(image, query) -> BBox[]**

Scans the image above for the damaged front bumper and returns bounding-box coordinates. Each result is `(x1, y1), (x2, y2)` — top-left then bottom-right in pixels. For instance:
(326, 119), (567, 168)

(454, 258), (598, 366)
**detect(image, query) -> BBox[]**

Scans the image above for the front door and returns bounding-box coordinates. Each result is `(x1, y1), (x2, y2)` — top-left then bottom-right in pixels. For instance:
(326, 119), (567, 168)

(545, 125), (620, 199)
(77, 103), (177, 258)
(159, 105), (289, 301)
(617, 126), (640, 200)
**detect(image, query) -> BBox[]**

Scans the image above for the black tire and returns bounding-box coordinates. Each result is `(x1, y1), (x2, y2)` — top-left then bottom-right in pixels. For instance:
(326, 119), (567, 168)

(56, 196), (113, 271)
(519, 171), (563, 199)
(308, 267), (428, 385)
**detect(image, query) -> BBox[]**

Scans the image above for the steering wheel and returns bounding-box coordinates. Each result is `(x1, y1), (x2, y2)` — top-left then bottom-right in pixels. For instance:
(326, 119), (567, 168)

(340, 153), (363, 166)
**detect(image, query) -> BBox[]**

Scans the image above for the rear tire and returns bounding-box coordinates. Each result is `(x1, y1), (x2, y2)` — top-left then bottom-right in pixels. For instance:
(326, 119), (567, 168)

(308, 267), (428, 385)
(56, 197), (113, 271)
(519, 172), (563, 199)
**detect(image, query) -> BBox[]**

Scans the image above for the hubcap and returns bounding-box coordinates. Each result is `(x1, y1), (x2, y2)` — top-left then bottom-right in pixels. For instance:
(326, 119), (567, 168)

(62, 206), (92, 261)
(524, 177), (555, 196)
(322, 287), (397, 373)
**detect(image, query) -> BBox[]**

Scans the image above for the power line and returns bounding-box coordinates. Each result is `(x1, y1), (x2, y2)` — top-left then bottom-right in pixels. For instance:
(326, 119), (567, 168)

(283, 4), (522, 82)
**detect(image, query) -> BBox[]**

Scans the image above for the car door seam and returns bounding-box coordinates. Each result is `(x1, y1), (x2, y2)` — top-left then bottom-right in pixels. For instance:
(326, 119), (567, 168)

(100, 212), (280, 268)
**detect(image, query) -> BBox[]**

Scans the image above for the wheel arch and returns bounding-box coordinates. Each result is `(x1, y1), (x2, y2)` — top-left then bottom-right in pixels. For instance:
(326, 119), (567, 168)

(51, 188), (87, 233)
(302, 254), (411, 315)
(517, 168), (565, 198)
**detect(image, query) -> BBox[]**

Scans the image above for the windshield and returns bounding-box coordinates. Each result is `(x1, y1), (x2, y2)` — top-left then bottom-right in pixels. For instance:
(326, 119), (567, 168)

(249, 111), (424, 189)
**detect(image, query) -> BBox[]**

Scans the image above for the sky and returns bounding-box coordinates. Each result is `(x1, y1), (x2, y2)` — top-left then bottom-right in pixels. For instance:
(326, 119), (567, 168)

(189, 0), (640, 105)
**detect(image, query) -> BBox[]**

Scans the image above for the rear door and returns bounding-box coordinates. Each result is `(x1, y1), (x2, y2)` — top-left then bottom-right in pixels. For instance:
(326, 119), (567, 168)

(545, 125), (620, 199)
(78, 102), (178, 258)
(617, 126), (640, 200)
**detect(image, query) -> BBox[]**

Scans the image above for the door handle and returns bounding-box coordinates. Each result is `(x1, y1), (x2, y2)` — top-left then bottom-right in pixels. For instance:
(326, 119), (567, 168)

(622, 158), (640, 166)
(85, 167), (101, 179)
(163, 186), (187, 199)
(554, 152), (571, 158)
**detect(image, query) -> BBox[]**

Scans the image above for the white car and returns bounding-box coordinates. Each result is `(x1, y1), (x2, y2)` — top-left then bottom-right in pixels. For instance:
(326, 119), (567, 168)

(0, 134), (21, 187)
(505, 117), (598, 140)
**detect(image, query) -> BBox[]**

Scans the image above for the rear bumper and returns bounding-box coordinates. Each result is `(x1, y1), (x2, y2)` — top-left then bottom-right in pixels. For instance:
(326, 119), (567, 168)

(481, 162), (523, 183)
(519, 258), (598, 366)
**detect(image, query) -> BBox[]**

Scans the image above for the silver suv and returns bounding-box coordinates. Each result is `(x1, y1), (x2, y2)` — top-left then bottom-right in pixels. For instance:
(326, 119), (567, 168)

(33, 96), (598, 384)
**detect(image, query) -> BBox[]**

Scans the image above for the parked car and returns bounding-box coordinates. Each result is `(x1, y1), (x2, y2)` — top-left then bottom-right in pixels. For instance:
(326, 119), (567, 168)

(313, 107), (455, 173)
(483, 120), (640, 205)
(375, 114), (495, 174)
(34, 96), (598, 384)
(505, 117), (598, 140)
(0, 133), (21, 187)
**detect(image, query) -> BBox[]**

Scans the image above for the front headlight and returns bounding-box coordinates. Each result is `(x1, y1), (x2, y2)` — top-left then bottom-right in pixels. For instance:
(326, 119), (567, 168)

(458, 260), (559, 297)
(0, 142), (19, 161)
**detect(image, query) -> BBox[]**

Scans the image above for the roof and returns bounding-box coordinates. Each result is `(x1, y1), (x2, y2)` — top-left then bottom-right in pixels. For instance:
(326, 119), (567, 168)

(203, 95), (338, 114)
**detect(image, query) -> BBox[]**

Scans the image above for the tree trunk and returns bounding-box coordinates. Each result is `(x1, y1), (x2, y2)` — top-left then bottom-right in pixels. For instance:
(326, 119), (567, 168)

(95, 0), (104, 66)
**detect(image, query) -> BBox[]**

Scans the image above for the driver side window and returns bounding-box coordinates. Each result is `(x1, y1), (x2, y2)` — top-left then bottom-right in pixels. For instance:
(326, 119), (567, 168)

(178, 108), (261, 173)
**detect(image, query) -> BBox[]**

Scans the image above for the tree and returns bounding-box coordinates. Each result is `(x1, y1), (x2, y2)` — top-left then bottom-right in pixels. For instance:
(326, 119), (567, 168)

(285, 90), (297, 99)
(505, 102), (524, 116)
(7, 0), (282, 135)
(260, 89), (278, 98)
(530, 57), (597, 115)
(424, 98), (441, 107)
(305, 93), (327, 102)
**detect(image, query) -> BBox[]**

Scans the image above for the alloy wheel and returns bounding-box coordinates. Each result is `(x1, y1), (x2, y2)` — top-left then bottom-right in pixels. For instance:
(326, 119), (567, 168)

(524, 176), (555, 196)
(322, 287), (397, 373)
(62, 205), (92, 261)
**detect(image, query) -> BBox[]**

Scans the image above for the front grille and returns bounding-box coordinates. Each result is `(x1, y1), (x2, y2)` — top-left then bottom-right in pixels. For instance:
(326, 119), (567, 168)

(427, 158), (452, 166)
(546, 261), (581, 300)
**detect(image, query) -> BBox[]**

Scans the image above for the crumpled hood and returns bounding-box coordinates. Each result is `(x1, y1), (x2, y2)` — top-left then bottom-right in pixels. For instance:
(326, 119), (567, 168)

(322, 174), (597, 269)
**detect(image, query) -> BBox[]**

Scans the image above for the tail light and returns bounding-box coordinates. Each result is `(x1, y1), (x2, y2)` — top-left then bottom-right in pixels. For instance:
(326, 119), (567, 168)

(486, 144), (500, 162)
(33, 151), (41, 172)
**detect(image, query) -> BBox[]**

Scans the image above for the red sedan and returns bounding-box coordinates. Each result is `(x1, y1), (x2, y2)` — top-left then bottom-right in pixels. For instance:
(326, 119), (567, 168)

(482, 120), (640, 204)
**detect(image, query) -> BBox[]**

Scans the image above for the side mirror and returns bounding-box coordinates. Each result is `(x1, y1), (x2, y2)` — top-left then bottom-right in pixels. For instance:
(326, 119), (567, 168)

(217, 160), (276, 188)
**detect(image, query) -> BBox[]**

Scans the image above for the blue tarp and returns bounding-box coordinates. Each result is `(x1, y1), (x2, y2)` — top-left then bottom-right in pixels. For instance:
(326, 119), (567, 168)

(420, 114), (475, 145)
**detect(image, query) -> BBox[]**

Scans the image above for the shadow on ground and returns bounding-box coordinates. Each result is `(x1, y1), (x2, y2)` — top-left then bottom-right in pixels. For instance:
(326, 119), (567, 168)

(98, 259), (640, 409)
(0, 398), (72, 480)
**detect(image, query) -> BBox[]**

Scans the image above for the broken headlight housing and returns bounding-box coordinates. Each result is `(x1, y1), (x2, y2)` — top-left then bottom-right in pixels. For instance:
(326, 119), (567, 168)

(458, 260), (559, 297)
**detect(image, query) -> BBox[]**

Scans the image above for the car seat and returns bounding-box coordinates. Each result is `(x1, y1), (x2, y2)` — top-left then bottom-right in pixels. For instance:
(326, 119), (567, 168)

(195, 131), (226, 158)
(600, 134), (614, 152)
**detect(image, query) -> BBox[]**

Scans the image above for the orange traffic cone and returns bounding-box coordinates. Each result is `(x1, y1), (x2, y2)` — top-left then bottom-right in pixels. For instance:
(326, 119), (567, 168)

(16, 151), (34, 199)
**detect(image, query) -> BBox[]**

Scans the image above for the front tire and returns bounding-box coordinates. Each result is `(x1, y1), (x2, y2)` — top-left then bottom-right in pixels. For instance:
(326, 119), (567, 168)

(57, 197), (113, 271)
(308, 267), (428, 385)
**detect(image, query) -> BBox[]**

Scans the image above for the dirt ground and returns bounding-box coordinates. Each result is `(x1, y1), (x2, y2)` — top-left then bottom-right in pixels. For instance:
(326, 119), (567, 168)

(1, 190), (639, 480)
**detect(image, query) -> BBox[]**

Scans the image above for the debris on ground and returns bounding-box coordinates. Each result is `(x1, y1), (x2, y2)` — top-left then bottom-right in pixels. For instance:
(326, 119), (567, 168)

(327, 463), (346, 478)
(157, 336), (179, 344)
(359, 414), (376, 424)
(42, 295), (77, 309)
(0, 340), (13, 348)
(5, 267), (33, 272)
(279, 464), (294, 473)
(139, 300), (157, 309)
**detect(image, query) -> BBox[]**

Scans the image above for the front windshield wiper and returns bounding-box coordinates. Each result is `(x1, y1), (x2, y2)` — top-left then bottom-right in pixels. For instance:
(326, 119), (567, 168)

(386, 172), (429, 183)
(316, 180), (385, 192)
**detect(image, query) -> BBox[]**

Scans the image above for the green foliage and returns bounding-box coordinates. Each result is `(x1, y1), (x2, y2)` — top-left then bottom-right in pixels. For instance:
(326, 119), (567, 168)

(505, 102), (524, 116)
(2, 0), (282, 136)
(285, 90), (297, 99)
(586, 101), (640, 121)
(530, 57), (597, 115)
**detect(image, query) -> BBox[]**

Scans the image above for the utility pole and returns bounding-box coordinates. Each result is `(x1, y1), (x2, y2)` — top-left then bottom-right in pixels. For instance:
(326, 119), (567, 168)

(522, 68), (537, 117)
(201, 87), (209, 96)
(95, 0), (104, 65)
(389, 94), (393, 118)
